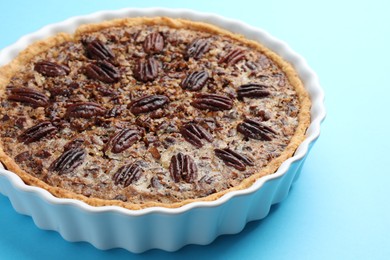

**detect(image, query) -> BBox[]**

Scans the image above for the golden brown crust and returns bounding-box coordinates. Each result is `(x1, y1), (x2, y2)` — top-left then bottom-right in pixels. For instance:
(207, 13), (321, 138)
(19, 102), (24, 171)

(0, 17), (311, 210)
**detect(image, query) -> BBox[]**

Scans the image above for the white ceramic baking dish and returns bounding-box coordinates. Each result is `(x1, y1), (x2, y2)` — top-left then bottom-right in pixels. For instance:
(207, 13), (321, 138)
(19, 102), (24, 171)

(0, 8), (325, 253)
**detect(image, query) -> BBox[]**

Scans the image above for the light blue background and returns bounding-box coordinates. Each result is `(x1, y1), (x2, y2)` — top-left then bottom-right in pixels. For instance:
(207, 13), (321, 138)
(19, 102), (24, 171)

(1, 0), (389, 259)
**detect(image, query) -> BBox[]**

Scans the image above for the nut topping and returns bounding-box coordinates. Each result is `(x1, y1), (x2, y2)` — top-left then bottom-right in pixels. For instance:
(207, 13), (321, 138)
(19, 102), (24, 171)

(143, 32), (164, 54)
(219, 49), (246, 65)
(0, 21), (302, 204)
(191, 93), (233, 111)
(185, 38), (210, 60)
(85, 39), (115, 61)
(214, 148), (254, 171)
(18, 121), (57, 144)
(8, 87), (49, 107)
(237, 118), (277, 141)
(34, 61), (70, 77)
(104, 128), (142, 154)
(66, 102), (106, 118)
(181, 70), (209, 91)
(113, 162), (142, 187)
(84, 61), (120, 83)
(169, 152), (198, 183)
(237, 84), (271, 99)
(129, 95), (169, 115)
(50, 147), (86, 175)
(180, 123), (213, 148)
(133, 57), (160, 82)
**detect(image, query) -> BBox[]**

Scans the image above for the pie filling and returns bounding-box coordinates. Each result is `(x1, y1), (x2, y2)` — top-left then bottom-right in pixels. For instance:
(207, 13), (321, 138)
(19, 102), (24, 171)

(0, 18), (306, 207)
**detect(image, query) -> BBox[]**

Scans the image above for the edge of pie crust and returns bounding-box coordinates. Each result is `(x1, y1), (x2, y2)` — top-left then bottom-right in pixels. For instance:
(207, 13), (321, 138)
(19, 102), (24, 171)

(0, 17), (311, 210)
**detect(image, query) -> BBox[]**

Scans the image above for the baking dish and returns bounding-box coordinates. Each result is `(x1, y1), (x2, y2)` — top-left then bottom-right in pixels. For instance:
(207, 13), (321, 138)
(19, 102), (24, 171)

(0, 8), (325, 252)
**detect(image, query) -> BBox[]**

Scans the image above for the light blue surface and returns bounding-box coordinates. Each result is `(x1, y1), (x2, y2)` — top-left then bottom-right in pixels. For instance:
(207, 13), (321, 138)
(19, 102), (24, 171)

(0, 0), (389, 259)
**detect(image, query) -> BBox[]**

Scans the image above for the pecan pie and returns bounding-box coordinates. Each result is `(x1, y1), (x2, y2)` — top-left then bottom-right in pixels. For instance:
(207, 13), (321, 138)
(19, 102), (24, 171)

(0, 17), (310, 209)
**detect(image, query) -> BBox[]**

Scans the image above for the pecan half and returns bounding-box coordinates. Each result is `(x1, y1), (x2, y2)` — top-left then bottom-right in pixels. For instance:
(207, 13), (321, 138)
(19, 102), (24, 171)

(85, 39), (115, 61)
(237, 84), (271, 99)
(8, 87), (49, 107)
(18, 121), (57, 144)
(113, 162), (142, 187)
(237, 118), (277, 141)
(104, 128), (142, 154)
(34, 61), (70, 77)
(181, 70), (209, 91)
(180, 123), (213, 148)
(84, 61), (120, 83)
(49, 147), (86, 175)
(129, 95), (169, 115)
(185, 38), (210, 60)
(143, 32), (164, 54)
(169, 152), (198, 183)
(133, 57), (160, 82)
(191, 93), (233, 111)
(214, 148), (254, 171)
(66, 102), (106, 118)
(219, 49), (246, 65)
